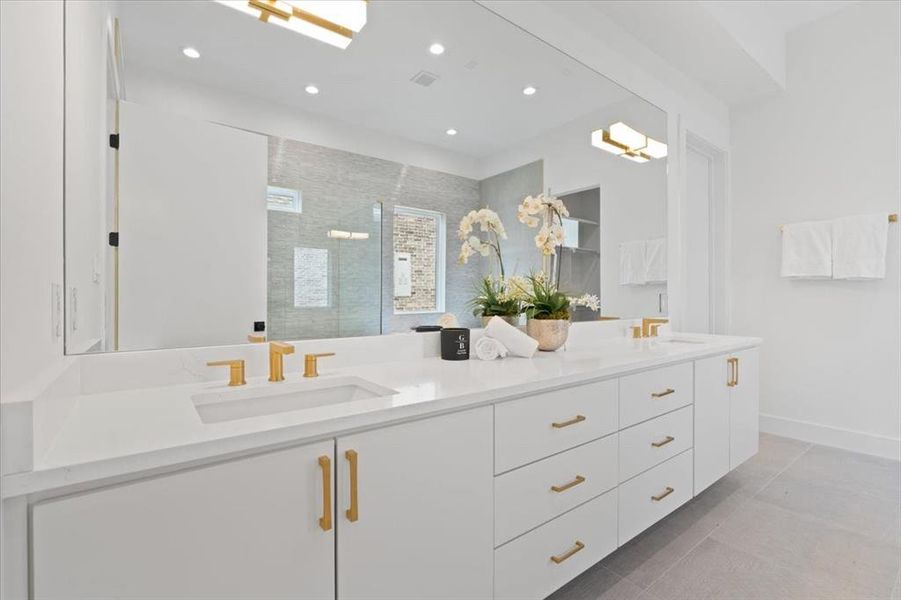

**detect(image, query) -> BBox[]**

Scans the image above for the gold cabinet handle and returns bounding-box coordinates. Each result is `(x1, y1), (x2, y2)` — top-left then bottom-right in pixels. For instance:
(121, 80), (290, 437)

(552, 415), (586, 429)
(345, 449), (359, 522)
(550, 540), (585, 564)
(651, 388), (675, 398)
(550, 475), (586, 493)
(318, 455), (332, 531)
(651, 486), (674, 501)
(651, 435), (675, 448)
(727, 357), (738, 387)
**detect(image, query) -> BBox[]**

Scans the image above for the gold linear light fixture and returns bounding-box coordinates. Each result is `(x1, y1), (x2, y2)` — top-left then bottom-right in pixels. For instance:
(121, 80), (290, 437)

(216, 0), (367, 49)
(590, 121), (667, 164)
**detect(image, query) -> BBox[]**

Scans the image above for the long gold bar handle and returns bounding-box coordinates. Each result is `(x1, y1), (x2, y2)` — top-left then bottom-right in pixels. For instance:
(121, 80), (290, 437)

(651, 388), (675, 398)
(651, 486), (675, 502)
(345, 449), (359, 522)
(733, 357), (739, 387)
(727, 358), (737, 387)
(552, 415), (586, 429)
(318, 455), (332, 531)
(550, 541), (585, 564)
(651, 435), (675, 448)
(550, 475), (586, 493)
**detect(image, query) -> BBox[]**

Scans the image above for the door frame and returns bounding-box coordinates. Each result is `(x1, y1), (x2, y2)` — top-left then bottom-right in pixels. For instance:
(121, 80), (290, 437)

(685, 132), (730, 334)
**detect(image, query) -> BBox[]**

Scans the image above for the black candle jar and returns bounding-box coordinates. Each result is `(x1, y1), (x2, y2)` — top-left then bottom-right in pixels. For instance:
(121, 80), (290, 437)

(440, 328), (470, 360)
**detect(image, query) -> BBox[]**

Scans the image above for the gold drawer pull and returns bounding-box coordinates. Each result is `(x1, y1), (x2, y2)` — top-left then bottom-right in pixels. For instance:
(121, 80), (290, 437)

(318, 455), (332, 531)
(651, 486), (674, 501)
(651, 388), (675, 398)
(552, 415), (586, 429)
(551, 475), (586, 493)
(651, 435), (675, 448)
(551, 540), (585, 564)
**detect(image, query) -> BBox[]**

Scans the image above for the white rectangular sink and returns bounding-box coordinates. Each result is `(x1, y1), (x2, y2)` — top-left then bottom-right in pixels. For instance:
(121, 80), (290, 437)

(192, 376), (398, 424)
(656, 338), (707, 344)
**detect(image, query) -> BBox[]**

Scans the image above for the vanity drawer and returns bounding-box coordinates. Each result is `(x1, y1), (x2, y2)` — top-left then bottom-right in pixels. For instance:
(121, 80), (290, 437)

(620, 362), (693, 428)
(495, 379), (618, 473)
(495, 490), (617, 600)
(618, 449), (693, 545)
(495, 434), (617, 546)
(618, 405), (693, 482)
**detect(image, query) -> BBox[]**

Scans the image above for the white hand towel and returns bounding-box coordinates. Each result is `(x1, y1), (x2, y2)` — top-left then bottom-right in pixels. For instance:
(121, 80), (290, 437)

(832, 214), (890, 280)
(474, 336), (508, 361)
(645, 238), (667, 283)
(484, 316), (538, 358)
(780, 220), (833, 278)
(619, 240), (647, 285)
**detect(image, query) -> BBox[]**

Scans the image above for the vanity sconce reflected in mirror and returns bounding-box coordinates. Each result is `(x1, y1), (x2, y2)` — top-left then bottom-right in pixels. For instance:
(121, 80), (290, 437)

(62, 0), (668, 354)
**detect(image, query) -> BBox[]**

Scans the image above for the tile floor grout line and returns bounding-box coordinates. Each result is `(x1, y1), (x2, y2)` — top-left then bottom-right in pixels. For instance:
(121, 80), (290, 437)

(627, 441), (816, 596)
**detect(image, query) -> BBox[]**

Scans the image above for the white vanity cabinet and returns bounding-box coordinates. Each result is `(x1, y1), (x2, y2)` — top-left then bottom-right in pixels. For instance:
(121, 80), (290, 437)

(32, 441), (336, 600)
(694, 347), (760, 494)
(336, 406), (494, 600)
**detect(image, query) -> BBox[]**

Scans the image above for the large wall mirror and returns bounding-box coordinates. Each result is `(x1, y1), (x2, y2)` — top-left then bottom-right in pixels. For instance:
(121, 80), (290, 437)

(64, 0), (668, 354)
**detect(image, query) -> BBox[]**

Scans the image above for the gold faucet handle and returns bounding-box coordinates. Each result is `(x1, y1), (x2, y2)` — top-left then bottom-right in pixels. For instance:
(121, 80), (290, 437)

(270, 341), (295, 355)
(207, 359), (246, 387)
(304, 352), (335, 378)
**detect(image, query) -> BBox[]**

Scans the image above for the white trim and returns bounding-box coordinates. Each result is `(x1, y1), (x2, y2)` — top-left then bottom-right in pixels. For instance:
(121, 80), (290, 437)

(760, 413), (901, 461)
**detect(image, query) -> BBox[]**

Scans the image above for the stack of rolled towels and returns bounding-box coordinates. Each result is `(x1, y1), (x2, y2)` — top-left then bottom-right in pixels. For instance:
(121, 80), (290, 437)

(475, 317), (539, 361)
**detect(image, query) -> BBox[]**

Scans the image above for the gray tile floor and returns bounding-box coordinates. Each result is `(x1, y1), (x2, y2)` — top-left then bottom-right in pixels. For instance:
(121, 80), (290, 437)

(549, 434), (901, 600)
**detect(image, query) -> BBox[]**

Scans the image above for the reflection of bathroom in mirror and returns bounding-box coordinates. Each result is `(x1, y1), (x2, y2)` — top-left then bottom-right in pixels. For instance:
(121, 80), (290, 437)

(64, 0), (667, 354)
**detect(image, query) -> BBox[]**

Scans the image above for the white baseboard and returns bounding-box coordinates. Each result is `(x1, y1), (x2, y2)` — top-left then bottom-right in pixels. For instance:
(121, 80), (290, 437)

(760, 413), (901, 461)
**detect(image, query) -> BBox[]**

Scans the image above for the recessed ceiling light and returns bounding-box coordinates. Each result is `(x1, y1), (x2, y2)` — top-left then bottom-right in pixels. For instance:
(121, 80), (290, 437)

(305, 85), (320, 95)
(522, 86), (537, 96)
(429, 43), (445, 55)
(182, 46), (200, 59)
(445, 128), (457, 136)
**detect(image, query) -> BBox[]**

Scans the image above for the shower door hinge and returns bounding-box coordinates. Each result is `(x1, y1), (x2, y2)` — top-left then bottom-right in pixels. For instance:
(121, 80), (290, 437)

(109, 133), (120, 149)
(108, 232), (119, 247)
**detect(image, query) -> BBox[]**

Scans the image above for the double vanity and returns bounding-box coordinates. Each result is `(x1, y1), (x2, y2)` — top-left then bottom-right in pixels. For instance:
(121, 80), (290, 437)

(2, 327), (760, 600)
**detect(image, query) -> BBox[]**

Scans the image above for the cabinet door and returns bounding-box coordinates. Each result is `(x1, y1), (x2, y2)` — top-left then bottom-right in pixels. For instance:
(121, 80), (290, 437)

(694, 355), (731, 494)
(730, 347), (760, 469)
(336, 407), (493, 600)
(33, 442), (335, 600)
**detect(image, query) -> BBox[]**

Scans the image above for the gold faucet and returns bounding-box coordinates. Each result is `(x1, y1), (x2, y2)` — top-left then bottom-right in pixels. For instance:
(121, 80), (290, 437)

(633, 317), (669, 338)
(207, 359), (246, 387)
(269, 342), (295, 382)
(304, 352), (335, 378)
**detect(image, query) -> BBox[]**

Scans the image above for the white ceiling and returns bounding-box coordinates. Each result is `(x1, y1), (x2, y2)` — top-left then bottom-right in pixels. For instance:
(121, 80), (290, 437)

(114, 1), (654, 159)
(570, 0), (858, 107)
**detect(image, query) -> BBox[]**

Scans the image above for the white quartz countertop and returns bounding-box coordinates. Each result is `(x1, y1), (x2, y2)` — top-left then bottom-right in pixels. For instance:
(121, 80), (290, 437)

(3, 333), (760, 498)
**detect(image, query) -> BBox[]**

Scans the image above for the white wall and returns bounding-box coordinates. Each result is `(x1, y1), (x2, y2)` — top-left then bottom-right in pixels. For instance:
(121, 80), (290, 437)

(730, 2), (901, 458)
(0, 1), (66, 401)
(480, 98), (667, 318)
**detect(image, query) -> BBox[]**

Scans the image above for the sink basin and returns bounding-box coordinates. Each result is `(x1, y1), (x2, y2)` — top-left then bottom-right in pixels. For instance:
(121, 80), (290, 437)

(656, 337), (706, 345)
(192, 376), (398, 424)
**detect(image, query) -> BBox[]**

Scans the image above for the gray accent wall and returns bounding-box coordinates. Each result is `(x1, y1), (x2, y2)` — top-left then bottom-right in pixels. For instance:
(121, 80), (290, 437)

(479, 160), (544, 279)
(267, 137), (482, 339)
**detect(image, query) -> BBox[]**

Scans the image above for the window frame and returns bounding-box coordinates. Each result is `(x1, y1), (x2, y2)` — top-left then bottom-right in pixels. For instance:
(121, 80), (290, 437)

(392, 205), (446, 315)
(267, 185), (302, 214)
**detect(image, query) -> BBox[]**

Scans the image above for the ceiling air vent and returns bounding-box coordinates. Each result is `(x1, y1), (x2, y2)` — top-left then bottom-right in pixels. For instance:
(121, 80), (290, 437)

(410, 70), (439, 87)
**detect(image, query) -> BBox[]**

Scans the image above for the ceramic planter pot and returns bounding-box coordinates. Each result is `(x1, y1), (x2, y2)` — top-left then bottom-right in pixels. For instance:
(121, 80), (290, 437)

(480, 314), (521, 329)
(526, 318), (570, 351)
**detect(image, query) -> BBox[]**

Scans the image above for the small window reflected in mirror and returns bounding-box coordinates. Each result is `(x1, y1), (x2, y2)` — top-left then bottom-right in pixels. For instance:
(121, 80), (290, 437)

(267, 186), (302, 214)
(393, 206), (446, 314)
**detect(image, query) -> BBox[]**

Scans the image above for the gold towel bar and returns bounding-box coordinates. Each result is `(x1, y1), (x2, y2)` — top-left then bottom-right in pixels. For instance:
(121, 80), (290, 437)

(779, 213), (897, 232)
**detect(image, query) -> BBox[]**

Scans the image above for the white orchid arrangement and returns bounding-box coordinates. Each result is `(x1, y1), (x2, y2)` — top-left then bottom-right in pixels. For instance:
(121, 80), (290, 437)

(457, 208), (507, 278)
(509, 272), (600, 320)
(517, 193), (570, 256)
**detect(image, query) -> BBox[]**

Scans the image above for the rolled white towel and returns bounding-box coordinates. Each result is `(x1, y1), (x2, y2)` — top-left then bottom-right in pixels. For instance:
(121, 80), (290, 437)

(475, 336), (509, 361)
(485, 316), (538, 358)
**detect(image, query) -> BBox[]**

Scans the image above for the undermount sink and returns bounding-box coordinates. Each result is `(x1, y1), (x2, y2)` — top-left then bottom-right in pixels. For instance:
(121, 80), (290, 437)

(192, 376), (398, 424)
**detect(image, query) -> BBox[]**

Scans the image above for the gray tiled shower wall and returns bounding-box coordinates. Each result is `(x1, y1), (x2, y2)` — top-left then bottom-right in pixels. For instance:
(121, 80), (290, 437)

(266, 138), (542, 339)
